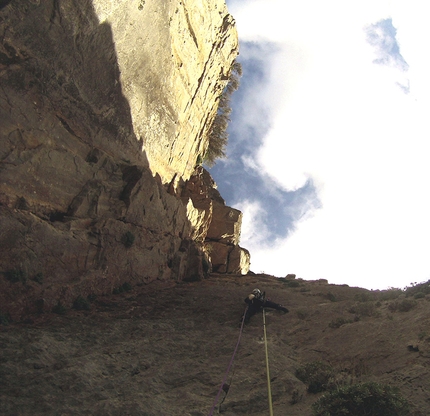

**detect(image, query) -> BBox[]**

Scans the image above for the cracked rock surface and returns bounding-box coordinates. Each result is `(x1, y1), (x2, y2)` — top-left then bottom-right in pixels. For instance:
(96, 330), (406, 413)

(0, 0), (240, 318)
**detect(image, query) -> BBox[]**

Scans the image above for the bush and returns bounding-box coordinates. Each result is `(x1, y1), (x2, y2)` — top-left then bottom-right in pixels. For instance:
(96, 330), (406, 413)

(325, 292), (337, 302)
(378, 288), (403, 301)
(73, 296), (91, 311)
(87, 293), (97, 302)
(122, 231), (135, 248)
(113, 282), (132, 294)
(296, 361), (335, 393)
(404, 280), (430, 298)
(329, 317), (353, 328)
(4, 269), (27, 284)
(0, 312), (11, 325)
(388, 299), (417, 313)
(354, 292), (373, 302)
(33, 272), (44, 284)
(204, 60), (242, 167)
(283, 279), (301, 288)
(348, 302), (377, 317)
(413, 292), (426, 299)
(312, 382), (410, 416)
(52, 302), (67, 315)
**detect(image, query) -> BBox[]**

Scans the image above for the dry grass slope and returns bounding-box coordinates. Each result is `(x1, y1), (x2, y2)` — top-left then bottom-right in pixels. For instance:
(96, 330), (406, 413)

(1, 274), (429, 415)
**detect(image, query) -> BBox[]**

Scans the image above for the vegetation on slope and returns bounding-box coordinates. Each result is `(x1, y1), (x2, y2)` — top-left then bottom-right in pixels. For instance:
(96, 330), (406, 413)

(204, 60), (242, 166)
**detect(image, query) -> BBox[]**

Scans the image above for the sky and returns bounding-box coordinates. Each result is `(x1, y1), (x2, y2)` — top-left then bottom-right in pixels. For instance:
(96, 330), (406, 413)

(208, 0), (430, 290)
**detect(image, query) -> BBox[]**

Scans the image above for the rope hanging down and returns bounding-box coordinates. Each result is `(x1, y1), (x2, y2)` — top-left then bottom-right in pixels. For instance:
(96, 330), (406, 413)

(263, 308), (274, 416)
(208, 306), (248, 416)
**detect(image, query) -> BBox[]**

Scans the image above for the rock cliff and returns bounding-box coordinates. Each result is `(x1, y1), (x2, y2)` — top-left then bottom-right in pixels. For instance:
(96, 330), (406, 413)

(181, 166), (250, 274)
(0, 0), (248, 320)
(91, 0), (239, 185)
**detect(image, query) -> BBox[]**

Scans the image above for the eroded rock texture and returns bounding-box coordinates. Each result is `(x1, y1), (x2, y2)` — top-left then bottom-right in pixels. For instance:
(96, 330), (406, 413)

(0, 0), (245, 319)
(92, 0), (239, 184)
(181, 166), (250, 275)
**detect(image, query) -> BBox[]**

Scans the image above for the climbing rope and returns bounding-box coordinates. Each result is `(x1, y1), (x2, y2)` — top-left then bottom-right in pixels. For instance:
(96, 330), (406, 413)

(263, 308), (274, 416)
(208, 306), (248, 416)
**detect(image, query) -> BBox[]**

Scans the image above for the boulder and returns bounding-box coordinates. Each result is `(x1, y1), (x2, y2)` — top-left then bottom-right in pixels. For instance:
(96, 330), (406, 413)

(206, 202), (243, 245)
(227, 245), (251, 275)
(182, 167), (250, 274)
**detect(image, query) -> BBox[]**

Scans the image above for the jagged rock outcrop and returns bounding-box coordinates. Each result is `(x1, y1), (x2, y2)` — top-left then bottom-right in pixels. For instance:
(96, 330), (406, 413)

(181, 166), (250, 274)
(0, 0), (245, 319)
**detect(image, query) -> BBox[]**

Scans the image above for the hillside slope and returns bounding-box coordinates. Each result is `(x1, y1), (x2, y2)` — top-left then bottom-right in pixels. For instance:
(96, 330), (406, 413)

(1, 274), (429, 415)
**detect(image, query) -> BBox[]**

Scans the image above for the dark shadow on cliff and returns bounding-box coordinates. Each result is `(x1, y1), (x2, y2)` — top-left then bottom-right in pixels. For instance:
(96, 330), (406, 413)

(0, 0), (147, 166)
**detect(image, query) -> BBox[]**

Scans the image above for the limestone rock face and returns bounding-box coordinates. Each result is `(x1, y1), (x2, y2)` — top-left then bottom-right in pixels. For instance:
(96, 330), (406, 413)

(207, 203), (242, 244)
(227, 244), (251, 274)
(91, 0), (239, 185)
(181, 167), (250, 275)
(0, 0), (241, 319)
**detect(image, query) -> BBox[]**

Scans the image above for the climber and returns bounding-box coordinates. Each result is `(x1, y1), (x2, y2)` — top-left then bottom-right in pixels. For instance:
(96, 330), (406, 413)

(242, 288), (289, 324)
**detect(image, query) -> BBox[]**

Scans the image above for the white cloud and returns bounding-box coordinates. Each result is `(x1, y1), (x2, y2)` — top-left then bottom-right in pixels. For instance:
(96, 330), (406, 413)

(238, 199), (271, 245)
(227, 0), (430, 289)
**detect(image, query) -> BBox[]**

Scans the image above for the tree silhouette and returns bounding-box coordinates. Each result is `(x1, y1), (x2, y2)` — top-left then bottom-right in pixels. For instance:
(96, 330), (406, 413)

(204, 60), (242, 167)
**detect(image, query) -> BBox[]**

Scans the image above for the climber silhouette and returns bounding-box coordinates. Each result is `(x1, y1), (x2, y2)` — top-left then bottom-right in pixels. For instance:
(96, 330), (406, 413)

(242, 288), (289, 324)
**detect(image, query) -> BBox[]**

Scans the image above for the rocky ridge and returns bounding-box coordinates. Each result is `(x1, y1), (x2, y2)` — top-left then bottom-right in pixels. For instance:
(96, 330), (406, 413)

(0, 0), (248, 320)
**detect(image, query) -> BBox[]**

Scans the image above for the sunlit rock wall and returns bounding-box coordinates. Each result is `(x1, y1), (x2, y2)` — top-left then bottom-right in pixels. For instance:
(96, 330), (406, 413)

(0, 0), (239, 319)
(92, 0), (239, 185)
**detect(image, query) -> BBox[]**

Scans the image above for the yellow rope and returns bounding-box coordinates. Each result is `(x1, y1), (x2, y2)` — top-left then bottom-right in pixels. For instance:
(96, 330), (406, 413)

(263, 308), (274, 416)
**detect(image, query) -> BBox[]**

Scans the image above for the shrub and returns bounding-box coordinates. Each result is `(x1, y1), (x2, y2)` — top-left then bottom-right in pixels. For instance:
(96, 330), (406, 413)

(0, 312), (11, 325)
(204, 60), (242, 167)
(325, 292), (337, 302)
(33, 272), (44, 284)
(87, 293), (97, 302)
(404, 280), (430, 298)
(354, 292), (372, 302)
(4, 269), (27, 284)
(329, 317), (353, 328)
(312, 382), (410, 416)
(113, 282), (132, 294)
(388, 299), (417, 313)
(122, 231), (135, 248)
(296, 361), (335, 393)
(348, 302), (377, 317)
(283, 279), (301, 288)
(52, 302), (67, 315)
(73, 296), (91, 311)
(378, 288), (403, 301)
(414, 292), (426, 299)
(290, 389), (303, 405)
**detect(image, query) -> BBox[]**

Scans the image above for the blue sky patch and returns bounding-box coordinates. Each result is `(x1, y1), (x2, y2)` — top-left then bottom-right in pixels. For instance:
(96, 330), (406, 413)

(208, 41), (321, 245)
(365, 18), (409, 71)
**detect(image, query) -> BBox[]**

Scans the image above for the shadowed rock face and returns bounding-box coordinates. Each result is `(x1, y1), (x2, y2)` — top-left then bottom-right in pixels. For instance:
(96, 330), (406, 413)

(181, 166), (250, 275)
(0, 275), (429, 415)
(0, 0), (242, 319)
